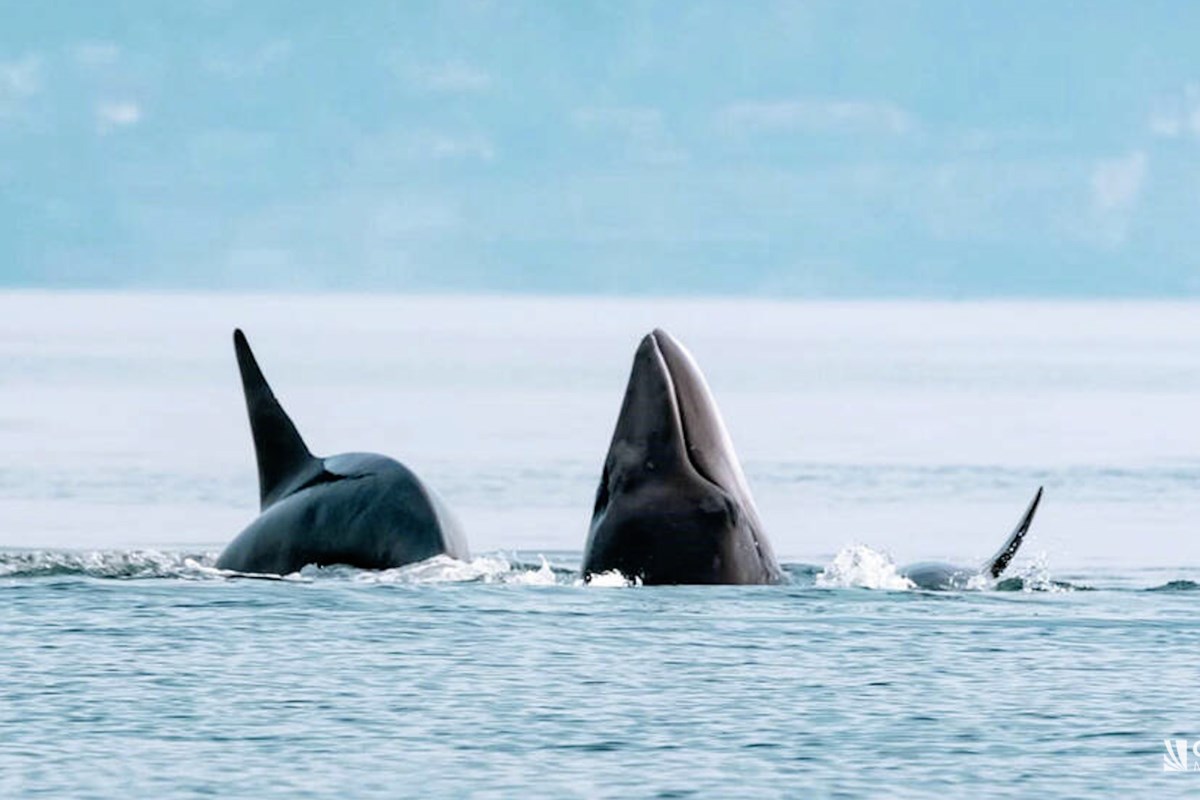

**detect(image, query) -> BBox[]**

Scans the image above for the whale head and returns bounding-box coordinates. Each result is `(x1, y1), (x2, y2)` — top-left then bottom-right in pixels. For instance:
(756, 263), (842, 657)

(582, 329), (780, 584)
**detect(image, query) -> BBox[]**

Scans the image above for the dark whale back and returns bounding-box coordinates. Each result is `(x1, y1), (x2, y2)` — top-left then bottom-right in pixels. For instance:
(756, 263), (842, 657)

(216, 452), (466, 574)
(216, 330), (467, 575)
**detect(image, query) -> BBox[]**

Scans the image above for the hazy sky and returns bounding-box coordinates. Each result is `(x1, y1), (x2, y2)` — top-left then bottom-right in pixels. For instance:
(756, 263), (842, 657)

(2, 1), (1198, 295)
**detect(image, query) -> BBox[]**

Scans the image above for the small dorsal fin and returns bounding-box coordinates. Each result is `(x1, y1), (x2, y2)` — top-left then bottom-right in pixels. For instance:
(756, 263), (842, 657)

(233, 329), (318, 509)
(985, 487), (1043, 578)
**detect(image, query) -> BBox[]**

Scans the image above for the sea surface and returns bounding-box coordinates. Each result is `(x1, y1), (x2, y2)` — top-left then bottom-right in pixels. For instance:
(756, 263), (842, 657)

(3, 293), (1200, 798)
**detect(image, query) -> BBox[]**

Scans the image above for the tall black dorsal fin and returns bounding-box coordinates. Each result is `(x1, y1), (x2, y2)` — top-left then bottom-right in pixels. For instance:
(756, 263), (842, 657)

(233, 329), (318, 509)
(985, 486), (1043, 578)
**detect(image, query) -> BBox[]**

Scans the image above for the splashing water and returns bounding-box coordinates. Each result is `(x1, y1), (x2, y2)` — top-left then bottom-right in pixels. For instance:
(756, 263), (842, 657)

(505, 555), (560, 586)
(286, 553), (578, 585)
(581, 569), (642, 587)
(0, 549), (218, 580)
(0, 550), (570, 585)
(336, 553), (567, 586)
(962, 571), (994, 591)
(815, 545), (915, 590)
(1013, 552), (1071, 593)
(0, 548), (1071, 592)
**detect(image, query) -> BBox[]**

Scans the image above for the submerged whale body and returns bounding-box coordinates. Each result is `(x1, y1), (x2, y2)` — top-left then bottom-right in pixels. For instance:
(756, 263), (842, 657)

(900, 487), (1043, 590)
(582, 329), (782, 585)
(215, 330), (468, 575)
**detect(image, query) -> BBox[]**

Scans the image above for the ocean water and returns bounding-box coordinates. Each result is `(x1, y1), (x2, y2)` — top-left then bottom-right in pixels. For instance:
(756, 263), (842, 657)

(3, 293), (1200, 798)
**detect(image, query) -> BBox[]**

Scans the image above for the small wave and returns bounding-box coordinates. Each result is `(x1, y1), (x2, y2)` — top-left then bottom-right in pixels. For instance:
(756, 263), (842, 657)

(989, 554), (1082, 592)
(0, 550), (572, 585)
(781, 563), (822, 584)
(993, 576), (1082, 592)
(1002, 553), (1074, 593)
(0, 549), (218, 580)
(815, 545), (915, 590)
(1145, 579), (1200, 592)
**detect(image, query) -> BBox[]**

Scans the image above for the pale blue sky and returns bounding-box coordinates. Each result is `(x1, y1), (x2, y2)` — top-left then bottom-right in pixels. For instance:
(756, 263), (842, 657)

(1, 1), (1198, 295)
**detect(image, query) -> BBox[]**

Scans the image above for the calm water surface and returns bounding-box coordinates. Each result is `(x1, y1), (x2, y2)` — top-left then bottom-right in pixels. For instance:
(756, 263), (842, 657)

(3, 294), (1200, 797)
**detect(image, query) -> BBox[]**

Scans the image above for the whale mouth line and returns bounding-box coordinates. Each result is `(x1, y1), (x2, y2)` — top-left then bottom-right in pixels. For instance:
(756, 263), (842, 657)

(647, 329), (728, 497)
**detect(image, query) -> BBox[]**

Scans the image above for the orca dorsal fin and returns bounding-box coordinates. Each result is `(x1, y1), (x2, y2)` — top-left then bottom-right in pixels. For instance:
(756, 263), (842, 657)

(233, 329), (318, 509)
(985, 487), (1044, 578)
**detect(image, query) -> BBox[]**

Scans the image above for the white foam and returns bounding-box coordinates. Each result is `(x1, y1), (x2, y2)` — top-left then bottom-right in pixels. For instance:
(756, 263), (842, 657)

(0, 549), (218, 579)
(0, 549), (576, 586)
(505, 555), (559, 586)
(337, 553), (568, 585)
(815, 544), (915, 590)
(963, 572), (993, 591)
(580, 569), (641, 588)
(1014, 551), (1069, 593)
